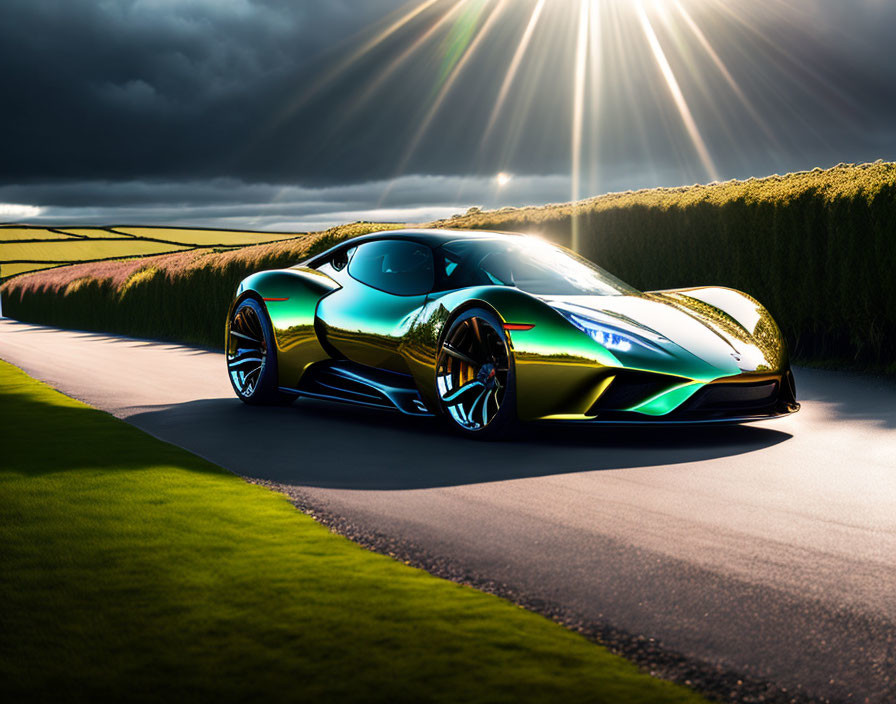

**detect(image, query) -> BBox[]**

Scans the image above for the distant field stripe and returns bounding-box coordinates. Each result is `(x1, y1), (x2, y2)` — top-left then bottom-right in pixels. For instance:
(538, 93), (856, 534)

(55, 228), (137, 239)
(2, 237), (141, 244)
(0, 227), (83, 241)
(112, 226), (300, 247)
(0, 262), (66, 279)
(47, 227), (89, 239)
(0, 239), (193, 263)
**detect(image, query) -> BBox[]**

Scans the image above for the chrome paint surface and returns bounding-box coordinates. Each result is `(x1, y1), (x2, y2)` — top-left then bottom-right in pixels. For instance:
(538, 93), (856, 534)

(232, 267), (338, 388)
(229, 230), (797, 423)
(317, 284), (429, 374)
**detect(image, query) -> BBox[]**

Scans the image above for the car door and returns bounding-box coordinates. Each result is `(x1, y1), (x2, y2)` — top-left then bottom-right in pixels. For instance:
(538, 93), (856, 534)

(316, 239), (434, 373)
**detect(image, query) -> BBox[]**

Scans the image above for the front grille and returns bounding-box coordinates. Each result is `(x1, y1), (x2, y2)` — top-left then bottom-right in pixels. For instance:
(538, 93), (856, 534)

(684, 381), (779, 413)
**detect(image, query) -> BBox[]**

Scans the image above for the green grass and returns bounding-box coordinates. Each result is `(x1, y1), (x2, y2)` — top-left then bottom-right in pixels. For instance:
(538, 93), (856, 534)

(0, 225), (300, 278)
(0, 360), (705, 704)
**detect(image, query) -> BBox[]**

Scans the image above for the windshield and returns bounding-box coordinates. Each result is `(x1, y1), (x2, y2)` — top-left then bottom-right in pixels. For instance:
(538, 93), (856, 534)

(434, 237), (639, 296)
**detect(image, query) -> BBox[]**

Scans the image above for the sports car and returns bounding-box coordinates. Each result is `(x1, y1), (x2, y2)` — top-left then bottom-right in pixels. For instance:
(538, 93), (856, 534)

(226, 229), (799, 437)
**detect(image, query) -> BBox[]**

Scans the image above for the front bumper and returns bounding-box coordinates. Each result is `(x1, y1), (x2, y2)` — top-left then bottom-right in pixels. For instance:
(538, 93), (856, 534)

(554, 369), (800, 425)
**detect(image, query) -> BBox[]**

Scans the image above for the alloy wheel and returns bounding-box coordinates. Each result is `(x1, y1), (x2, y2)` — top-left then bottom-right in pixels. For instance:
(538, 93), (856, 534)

(227, 304), (267, 397)
(436, 316), (510, 431)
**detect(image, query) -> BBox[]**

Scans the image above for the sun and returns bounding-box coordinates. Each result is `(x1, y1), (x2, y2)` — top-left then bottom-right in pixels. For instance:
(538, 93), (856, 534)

(495, 172), (512, 187)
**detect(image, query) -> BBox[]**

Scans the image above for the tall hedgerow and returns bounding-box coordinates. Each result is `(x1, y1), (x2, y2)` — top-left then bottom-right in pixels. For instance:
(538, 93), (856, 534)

(437, 162), (896, 369)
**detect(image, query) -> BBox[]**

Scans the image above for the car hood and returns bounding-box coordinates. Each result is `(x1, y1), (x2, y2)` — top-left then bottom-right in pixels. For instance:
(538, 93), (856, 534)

(538, 292), (780, 376)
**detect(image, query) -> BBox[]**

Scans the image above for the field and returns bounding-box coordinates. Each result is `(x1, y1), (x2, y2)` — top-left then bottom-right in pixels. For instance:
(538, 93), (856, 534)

(0, 225), (300, 279)
(1, 161), (894, 370)
(0, 222), (404, 347)
(0, 360), (705, 704)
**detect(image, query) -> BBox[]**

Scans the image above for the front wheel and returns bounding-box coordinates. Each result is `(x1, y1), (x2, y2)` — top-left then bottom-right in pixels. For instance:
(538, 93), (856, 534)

(435, 308), (517, 439)
(226, 297), (295, 405)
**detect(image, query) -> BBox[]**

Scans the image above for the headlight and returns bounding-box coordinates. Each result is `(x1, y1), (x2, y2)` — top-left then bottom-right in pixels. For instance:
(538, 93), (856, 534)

(556, 309), (665, 355)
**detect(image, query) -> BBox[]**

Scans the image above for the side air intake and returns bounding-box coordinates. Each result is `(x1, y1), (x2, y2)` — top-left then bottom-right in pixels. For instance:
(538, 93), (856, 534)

(589, 371), (688, 414)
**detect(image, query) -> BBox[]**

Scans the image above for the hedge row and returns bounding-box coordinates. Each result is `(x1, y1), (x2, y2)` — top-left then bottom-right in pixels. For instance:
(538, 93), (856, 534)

(2, 162), (894, 370)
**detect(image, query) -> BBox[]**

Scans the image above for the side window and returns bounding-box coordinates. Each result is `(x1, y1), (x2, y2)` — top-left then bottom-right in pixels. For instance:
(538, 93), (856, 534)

(348, 240), (434, 296)
(331, 246), (355, 272)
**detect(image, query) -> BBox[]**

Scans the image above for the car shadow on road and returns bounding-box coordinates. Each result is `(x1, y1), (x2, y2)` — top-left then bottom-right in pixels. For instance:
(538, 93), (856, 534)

(126, 396), (792, 490)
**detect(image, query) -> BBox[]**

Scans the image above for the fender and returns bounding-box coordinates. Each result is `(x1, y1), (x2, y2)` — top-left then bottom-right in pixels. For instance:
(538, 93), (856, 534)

(234, 267), (340, 387)
(647, 286), (788, 373)
(412, 286), (620, 421)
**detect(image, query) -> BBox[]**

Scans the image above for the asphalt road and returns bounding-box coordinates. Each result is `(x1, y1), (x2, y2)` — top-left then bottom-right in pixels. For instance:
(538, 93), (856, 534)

(2, 318), (894, 703)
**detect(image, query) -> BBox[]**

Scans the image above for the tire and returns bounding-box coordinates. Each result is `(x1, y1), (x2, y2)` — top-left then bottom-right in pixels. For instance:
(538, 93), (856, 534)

(226, 296), (296, 406)
(435, 307), (517, 439)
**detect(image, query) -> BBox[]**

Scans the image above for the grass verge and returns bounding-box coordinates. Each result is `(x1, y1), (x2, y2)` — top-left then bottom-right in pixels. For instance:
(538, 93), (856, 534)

(0, 360), (705, 704)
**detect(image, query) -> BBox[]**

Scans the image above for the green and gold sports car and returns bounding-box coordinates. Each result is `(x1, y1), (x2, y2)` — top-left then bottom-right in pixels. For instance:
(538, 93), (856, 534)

(226, 229), (799, 438)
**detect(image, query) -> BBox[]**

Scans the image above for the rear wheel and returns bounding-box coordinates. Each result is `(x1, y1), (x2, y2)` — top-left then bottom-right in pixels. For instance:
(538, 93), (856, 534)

(436, 308), (516, 439)
(226, 297), (295, 405)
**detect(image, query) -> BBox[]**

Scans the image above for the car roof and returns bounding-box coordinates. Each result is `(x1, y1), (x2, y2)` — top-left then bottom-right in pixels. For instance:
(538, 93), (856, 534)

(349, 228), (522, 246)
(302, 228), (525, 267)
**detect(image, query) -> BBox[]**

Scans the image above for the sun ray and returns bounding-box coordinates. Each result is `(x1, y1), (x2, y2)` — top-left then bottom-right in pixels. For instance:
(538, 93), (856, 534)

(605, 1), (658, 184)
(635, 1), (719, 182)
(587, 0), (603, 198)
(272, 0), (442, 129)
(331, 0), (469, 133)
(674, 1), (780, 150)
(570, 0), (590, 251)
(382, 0), (511, 204)
(486, 0), (561, 177)
(482, 0), (546, 143)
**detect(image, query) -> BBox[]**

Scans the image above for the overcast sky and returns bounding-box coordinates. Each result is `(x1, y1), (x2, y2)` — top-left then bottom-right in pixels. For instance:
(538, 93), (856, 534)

(2, 0), (895, 230)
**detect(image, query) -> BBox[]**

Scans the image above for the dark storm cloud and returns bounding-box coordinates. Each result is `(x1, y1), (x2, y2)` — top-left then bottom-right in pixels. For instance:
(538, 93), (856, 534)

(2, 0), (896, 222)
(0, 174), (573, 231)
(0, 0), (406, 183)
